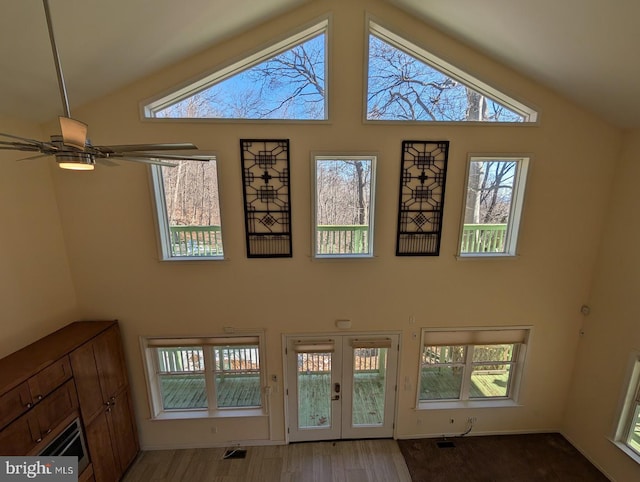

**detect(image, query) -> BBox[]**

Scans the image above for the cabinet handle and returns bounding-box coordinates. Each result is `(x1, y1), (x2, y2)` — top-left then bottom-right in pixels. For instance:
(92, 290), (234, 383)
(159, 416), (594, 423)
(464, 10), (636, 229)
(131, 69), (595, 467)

(106, 407), (111, 413)
(105, 401), (111, 406)
(25, 402), (32, 409)
(45, 428), (52, 435)
(36, 438), (42, 443)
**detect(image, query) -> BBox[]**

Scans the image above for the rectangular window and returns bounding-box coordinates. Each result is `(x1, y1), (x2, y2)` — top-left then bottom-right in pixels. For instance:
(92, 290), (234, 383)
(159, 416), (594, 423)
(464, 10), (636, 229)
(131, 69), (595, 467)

(151, 159), (224, 260)
(458, 157), (529, 257)
(142, 335), (263, 418)
(614, 353), (640, 462)
(313, 156), (376, 257)
(418, 328), (529, 407)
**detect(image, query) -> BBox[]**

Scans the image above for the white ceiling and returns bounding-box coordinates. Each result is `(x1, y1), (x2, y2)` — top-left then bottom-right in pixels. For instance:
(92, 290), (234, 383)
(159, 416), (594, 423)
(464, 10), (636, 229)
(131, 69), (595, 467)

(2, 0), (639, 128)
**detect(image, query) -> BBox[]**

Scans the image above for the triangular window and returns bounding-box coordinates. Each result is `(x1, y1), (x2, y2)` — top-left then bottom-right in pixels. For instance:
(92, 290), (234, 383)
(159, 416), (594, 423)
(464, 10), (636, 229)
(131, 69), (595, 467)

(145, 20), (328, 120)
(367, 21), (537, 122)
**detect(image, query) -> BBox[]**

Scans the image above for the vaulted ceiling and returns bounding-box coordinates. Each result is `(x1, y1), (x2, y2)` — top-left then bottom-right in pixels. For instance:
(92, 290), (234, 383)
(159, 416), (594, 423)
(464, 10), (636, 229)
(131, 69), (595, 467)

(2, 0), (639, 128)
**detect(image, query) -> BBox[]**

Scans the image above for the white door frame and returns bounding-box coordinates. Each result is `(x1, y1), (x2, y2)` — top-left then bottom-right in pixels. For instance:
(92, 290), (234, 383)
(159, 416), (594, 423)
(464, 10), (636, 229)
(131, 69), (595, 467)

(283, 331), (400, 443)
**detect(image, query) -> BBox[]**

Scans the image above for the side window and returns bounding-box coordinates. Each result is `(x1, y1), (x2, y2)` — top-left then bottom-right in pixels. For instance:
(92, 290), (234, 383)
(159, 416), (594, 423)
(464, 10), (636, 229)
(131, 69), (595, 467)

(151, 160), (224, 260)
(458, 157), (529, 257)
(614, 353), (640, 461)
(418, 328), (529, 407)
(313, 156), (376, 257)
(142, 335), (263, 418)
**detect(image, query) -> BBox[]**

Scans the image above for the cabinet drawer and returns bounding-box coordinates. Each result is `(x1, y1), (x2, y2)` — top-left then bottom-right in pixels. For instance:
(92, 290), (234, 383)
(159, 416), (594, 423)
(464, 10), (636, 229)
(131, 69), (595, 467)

(28, 356), (72, 402)
(35, 379), (78, 438)
(0, 382), (32, 430)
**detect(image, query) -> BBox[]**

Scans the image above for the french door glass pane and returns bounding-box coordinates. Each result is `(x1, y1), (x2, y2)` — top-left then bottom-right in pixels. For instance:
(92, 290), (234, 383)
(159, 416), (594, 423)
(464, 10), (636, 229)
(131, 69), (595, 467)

(352, 347), (387, 426)
(297, 352), (332, 428)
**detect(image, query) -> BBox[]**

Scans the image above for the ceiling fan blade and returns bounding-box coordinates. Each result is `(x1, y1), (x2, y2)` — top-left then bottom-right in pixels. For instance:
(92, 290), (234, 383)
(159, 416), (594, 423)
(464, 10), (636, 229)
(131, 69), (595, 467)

(16, 153), (51, 162)
(95, 143), (198, 153)
(0, 132), (56, 149)
(0, 142), (42, 152)
(109, 152), (213, 161)
(110, 157), (179, 167)
(95, 158), (120, 168)
(59, 117), (88, 149)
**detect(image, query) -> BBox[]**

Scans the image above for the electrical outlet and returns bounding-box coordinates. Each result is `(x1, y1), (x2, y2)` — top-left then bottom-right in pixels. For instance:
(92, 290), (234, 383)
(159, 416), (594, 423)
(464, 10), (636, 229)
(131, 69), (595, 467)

(210, 426), (217, 434)
(467, 417), (477, 424)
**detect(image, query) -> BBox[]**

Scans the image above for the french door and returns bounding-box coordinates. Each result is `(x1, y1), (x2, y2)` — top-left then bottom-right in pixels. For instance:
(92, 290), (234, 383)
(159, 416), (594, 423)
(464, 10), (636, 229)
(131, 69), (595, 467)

(285, 334), (399, 442)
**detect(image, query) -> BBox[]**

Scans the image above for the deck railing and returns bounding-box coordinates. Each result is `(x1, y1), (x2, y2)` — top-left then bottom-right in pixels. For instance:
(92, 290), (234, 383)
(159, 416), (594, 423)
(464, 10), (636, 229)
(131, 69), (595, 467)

(460, 224), (507, 253)
(169, 225), (223, 257)
(317, 225), (368, 254)
(157, 346), (259, 376)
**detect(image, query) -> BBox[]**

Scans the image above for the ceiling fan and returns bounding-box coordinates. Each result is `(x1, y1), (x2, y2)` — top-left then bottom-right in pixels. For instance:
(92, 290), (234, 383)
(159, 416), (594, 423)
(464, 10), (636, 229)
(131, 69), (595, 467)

(0, 0), (210, 171)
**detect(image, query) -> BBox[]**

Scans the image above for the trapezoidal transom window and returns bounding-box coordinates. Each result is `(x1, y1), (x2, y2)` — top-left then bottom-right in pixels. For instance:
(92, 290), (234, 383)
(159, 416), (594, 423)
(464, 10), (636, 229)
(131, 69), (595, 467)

(144, 19), (328, 120)
(366, 21), (537, 123)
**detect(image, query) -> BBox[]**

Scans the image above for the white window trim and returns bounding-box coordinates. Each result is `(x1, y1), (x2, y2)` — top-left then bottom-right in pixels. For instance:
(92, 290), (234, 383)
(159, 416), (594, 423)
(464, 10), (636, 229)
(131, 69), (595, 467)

(140, 332), (267, 420)
(311, 154), (377, 259)
(416, 326), (531, 410)
(611, 350), (640, 464)
(456, 155), (530, 259)
(150, 162), (226, 261)
(365, 17), (539, 124)
(141, 17), (330, 120)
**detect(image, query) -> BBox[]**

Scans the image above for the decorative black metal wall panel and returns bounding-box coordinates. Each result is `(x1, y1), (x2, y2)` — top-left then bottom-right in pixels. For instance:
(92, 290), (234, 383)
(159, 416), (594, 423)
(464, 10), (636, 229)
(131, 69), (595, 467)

(396, 140), (449, 256)
(240, 139), (292, 258)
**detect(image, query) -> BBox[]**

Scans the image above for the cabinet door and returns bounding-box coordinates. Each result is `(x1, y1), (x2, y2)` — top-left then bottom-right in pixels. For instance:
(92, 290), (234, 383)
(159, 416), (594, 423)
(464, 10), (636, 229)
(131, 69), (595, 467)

(109, 389), (138, 473)
(70, 341), (105, 423)
(0, 411), (39, 455)
(0, 382), (32, 430)
(84, 411), (119, 482)
(94, 327), (128, 401)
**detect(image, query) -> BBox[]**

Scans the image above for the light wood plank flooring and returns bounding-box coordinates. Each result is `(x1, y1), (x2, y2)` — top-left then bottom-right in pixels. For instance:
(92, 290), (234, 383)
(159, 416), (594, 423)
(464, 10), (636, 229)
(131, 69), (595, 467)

(123, 439), (412, 482)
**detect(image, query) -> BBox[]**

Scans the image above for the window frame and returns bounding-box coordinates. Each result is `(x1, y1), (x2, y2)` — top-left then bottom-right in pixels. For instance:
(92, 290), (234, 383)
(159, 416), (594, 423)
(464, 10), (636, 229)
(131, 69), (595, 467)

(142, 18), (330, 121)
(365, 18), (539, 124)
(312, 154), (377, 259)
(612, 351), (640, 464)
(150, 161), (225, 261)
(457, 155), (530, 258)
(141, 333), (266, 419)
(417, 327), (530, 410)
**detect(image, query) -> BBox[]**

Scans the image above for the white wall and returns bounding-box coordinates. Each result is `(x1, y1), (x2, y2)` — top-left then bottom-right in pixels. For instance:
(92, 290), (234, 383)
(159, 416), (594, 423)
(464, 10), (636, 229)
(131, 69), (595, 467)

(0, 116), (79, 358)
(44, 0), (624, 454)
(562, 129), (640, 481)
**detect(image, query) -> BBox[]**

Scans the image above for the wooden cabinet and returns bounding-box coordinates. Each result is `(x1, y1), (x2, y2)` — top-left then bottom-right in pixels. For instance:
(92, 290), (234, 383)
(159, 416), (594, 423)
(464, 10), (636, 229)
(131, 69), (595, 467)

(0, 380), (78, 455)
(0, 356), (72, 431)
(0, 321), (138, 482)
(70, 325), (139, 481)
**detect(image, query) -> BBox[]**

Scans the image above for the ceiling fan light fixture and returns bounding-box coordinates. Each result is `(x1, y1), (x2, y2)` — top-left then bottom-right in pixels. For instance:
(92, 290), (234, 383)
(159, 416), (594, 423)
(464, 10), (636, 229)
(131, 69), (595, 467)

(56, 153), (95, 171)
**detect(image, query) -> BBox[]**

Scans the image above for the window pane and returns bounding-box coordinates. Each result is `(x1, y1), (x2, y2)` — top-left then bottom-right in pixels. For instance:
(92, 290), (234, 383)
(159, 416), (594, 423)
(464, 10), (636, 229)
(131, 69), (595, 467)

(156, 347), (207, 410)
(158, 160), (224, 258)
(423, 345), (466, 364)
(213, 345), (261, 408)
(315, 158), (375, 256)
(470, 364), (512, 398)
(367, 34), (525, 122)
(353, 347), (387, 426)
(460, 159), (525, 255)
(626, 403), (640, 455)
(419, 366), (464, 400)
(150, 29), (326, 120)
(472, 344), (515, 363)
(297, 352), (332, 428)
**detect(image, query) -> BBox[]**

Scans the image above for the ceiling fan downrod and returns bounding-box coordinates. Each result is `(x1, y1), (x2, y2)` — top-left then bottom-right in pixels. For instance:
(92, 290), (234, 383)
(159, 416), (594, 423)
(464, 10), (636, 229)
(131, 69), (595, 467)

(42, 0), (71, 119)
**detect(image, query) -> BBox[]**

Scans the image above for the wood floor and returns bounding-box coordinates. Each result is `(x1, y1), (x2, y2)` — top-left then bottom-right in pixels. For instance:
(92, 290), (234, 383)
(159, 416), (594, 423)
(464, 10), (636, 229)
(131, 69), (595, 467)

(122, 439), (411, 482)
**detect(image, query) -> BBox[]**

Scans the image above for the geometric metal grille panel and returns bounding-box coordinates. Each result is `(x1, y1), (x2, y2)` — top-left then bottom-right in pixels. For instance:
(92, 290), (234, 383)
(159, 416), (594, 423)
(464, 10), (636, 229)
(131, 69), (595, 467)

(240, 139), (292, 258)
(396, 140), (449, 256)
